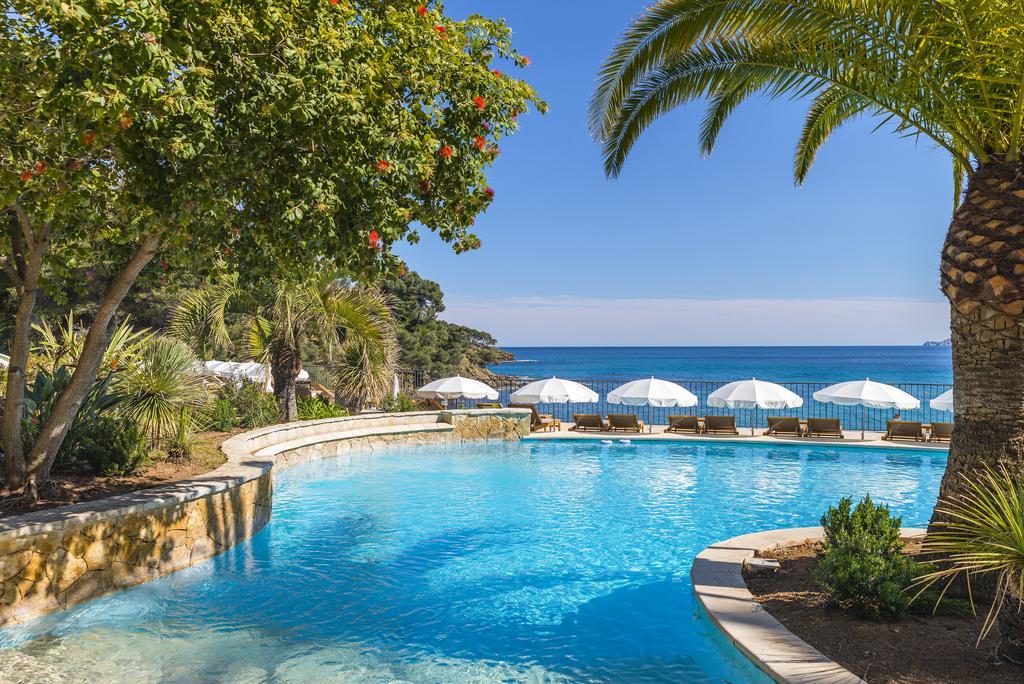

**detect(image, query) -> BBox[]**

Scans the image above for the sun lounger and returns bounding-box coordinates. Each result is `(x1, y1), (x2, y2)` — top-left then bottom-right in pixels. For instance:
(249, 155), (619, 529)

(571, 414), (608, 432)
(883, 420), (925, 442)
(804, 417), (843, 439)
(666, 415), (701, 434)
(928, 421), (953, 443)
(764, 416), (802, 437)
(704, 415), (739, 435)
(414, 399), (445, 411)
(475, 402), (502, 409)
(607, 414), (644, 433)
(510, 403), (561, 432)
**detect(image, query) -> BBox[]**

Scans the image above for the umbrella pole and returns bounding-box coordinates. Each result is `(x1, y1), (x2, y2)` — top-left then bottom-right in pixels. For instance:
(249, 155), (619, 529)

(648, 404), (652, 434)
(751, 407), (756, 436)
(861, 404), (865, 440)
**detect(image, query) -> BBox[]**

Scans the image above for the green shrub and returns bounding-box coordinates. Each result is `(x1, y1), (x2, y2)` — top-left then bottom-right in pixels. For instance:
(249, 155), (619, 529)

(74, 417), (150, 476)
(208, 398), (239, 432)
(814, 495), (926, 619)
(216, 381), (278, 428)
(383, 392), (417, 413)
(164, 409), (200, 462)
(297, 397), (349, 420)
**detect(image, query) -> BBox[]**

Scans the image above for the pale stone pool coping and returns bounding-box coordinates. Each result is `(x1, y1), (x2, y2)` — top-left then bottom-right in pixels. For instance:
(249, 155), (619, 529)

(0, 408), (531, 625)
(691, 526), (926, 684)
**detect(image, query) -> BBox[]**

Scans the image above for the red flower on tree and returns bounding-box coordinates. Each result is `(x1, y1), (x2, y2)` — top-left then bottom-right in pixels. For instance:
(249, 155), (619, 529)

(439, 145), (454, 159)
(82, 131), (96, 145)
(398, 264), (409, 277)
(19, 171), (32, 182)
(492, 69), (502, 77)
(484, 187), (495, 199)
(375, 159), (391, 172)
(368, 230), (382, 249)
(473, 96), (486, 110)
(521, 56), (532, 66)
(329, 0), (339, 4)
(35, 161), (47, 174)
(417, 4), (427, 15)
(473, 135), (487, 150)
(420, 179), (431, 194)
(434, 25), (446, 39)
(118, 113), (133, 129)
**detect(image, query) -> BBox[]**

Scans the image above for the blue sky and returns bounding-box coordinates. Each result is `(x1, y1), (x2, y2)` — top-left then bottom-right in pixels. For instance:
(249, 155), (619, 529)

(394, 1), (953, 346)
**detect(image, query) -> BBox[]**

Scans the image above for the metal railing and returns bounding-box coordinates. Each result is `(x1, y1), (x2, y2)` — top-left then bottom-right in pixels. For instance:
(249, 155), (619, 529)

(394, 370), (953, 432)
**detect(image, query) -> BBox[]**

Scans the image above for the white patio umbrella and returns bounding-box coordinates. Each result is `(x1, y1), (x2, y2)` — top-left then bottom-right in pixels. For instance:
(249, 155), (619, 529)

(813, 379), (920, 439)
(707, 378), (804, 435)
(608, 377), (698, 433)
(416, 375), (499, 406)
(930, 389), (954, 413)
(510, 377), (598, 404)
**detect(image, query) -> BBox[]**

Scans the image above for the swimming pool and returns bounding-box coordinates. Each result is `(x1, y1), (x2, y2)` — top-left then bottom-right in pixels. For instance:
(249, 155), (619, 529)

(0, 439), (946, 682)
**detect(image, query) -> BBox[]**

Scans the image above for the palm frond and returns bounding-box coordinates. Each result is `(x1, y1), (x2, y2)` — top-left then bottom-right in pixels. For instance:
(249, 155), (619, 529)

(590, 0), (1024, 185)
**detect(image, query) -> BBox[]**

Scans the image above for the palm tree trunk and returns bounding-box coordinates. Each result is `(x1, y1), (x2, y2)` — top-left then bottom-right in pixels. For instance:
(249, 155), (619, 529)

(933, 159), (1024, 524)
(270, 343), (301, 422)
(998, 587), (1024, 665)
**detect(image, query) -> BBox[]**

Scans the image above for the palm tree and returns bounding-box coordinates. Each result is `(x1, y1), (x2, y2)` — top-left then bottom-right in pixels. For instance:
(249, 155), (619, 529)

(171, 273), (397, 421)
(590, 1), (1024, 522)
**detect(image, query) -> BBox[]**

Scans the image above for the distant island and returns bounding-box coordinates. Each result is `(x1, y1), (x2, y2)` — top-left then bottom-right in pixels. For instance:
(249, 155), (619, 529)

(923, 338), (952, 347)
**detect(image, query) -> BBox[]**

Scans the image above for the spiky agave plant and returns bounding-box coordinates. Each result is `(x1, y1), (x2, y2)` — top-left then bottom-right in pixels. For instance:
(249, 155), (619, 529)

(33, 312), (152, 375)
(914, 466), (1024, 663)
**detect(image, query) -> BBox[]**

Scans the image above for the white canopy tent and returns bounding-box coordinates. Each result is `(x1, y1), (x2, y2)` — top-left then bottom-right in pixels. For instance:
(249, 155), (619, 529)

(416, 375), (499, 405)
(813, 379), (920, 439)
(510, 377), (598, 405)
(0, 353), (8, 369)
(707, 378), (804, 435)
(930, 389), (954, 413)
(607, 377), (698, 433)
(203, 360), (308, 393)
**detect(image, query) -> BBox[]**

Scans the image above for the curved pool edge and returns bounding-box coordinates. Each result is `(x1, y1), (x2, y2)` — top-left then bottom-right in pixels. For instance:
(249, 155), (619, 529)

(690, 526), (925, 684)
(0, 409), (530, 626)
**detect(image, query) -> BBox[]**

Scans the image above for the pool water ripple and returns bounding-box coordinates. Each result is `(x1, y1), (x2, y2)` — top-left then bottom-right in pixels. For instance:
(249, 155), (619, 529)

(0, 439), (946, 682)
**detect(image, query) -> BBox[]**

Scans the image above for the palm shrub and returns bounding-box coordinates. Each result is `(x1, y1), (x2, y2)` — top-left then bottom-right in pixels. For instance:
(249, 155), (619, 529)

(117, 338), (209, 446)
(590, 1), (1024, 536)
(815, 495), (926, 619)
(915, 467), (1024, 664)
(171, 271), (398, 422)
(216, 381), (279, 429)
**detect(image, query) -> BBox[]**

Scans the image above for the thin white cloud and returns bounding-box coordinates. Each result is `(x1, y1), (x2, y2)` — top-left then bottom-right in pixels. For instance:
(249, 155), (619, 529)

(442, 295), (950, 346)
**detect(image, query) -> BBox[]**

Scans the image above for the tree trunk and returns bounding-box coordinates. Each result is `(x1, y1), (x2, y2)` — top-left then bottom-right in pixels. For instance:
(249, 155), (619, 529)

(932, 159), (1024, 528)
(1, 206), (50, 490)
(22, 233), (161, 499)
(270, 343), (302, 422)
(998, 587), (1024, 664)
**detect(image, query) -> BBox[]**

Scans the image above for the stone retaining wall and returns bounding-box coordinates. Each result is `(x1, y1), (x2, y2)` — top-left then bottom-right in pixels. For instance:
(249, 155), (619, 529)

(0, 409), (529, 626)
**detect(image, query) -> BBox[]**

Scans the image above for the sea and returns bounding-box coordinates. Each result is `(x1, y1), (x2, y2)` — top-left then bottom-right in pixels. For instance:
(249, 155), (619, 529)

(489, 346), (953, 386)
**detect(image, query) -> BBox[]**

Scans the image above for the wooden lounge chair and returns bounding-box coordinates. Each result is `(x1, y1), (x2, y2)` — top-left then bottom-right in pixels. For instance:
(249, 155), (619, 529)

(475, 402), (502, 409)
(571, 414), (608, 432)
(928, 422), (953, 443)
(764, 416), (802, 437)
(414, 399), (445, 411)
(607, 414), (644, 433)
(704, 415), (739, 435)
(509, 403), (561, 432)
(805, 417), (843, 439)
(883, 420), (925, 442)
(666, 415), (701, 434)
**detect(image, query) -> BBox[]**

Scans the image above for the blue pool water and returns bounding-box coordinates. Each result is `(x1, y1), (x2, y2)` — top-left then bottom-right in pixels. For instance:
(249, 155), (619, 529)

(0, 439), (947, 682)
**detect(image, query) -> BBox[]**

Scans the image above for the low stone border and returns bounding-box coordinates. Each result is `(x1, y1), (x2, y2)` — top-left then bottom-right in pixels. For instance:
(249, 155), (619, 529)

(0, 408), (530, 626)
(691, 526), (925, 684)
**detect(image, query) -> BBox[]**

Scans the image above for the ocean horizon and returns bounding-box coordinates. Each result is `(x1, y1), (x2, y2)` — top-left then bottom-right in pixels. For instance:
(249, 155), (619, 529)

(489, 345), (953, 386)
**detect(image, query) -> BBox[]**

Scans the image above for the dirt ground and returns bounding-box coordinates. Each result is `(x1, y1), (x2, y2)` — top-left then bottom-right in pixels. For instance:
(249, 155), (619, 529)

(0, 431), (232, 517)
(744, 542), (1024, 683)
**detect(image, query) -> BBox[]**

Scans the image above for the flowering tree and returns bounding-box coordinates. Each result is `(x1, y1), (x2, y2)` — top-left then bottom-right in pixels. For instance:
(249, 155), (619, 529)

(1, 0), (542, 498)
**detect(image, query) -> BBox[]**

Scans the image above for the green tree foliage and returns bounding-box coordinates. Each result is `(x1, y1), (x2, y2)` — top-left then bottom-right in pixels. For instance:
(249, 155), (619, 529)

(1, 0), (542, 496)
(381, 270), (510, 377)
